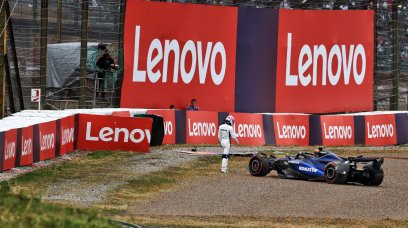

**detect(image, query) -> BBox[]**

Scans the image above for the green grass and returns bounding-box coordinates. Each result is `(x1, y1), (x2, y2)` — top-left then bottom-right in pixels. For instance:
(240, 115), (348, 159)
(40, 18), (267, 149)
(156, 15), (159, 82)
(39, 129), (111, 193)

(0, 183), (118, 227)
(7, 150), (136, 194)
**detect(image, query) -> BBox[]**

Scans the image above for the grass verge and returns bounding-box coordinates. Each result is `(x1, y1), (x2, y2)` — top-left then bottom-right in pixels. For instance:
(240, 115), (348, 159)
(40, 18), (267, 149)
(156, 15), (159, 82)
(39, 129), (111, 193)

(0, 183), (118, 227)
(5, 150), (134, 196)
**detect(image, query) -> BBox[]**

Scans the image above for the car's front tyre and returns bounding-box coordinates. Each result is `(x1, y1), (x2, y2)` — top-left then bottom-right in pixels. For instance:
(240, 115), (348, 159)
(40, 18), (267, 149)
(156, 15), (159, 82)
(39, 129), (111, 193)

(248, 155), (270, 176)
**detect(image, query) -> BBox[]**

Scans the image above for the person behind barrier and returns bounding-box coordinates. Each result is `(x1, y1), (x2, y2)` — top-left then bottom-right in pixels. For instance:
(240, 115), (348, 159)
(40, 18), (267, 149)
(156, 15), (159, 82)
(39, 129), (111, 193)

(96, 51), (115, 98)
(186, 98), (199, 111)
(218, 115), (239, 173)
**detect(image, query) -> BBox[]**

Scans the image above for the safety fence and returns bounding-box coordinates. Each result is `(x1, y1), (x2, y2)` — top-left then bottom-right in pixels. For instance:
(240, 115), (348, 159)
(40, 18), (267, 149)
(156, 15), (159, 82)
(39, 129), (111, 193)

(1, 109), (407, 172)
(0, 0), (406, 119)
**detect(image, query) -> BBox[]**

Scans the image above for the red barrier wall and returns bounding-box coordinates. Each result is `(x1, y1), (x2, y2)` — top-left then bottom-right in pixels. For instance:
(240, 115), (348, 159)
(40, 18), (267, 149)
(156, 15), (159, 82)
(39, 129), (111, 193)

(77, 114), (152, 152)
(320, 115), (355, 146)
(186, 111), (219, 144)
(37, 121), (57, 161)
(2, 129), (17, 171)
(20, 126), (34, 166)
(147, 110), (176, 144)
(365, 114), (397, 146)
(230, 112), (265, 145)
(121, 1), (238, 112)
(59, 116), (75, 155)
(273, 114), (310, 146)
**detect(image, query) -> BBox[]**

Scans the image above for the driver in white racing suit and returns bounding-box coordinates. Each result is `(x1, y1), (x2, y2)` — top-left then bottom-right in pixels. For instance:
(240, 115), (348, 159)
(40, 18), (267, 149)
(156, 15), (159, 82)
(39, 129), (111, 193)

(218, 115), (239, 173)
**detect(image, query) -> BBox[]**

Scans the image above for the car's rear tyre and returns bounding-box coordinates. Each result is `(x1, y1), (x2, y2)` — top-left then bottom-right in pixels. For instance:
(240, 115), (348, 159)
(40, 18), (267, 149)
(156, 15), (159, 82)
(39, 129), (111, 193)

(363, 167), (384, 186)
(324, 163), (347, 184)
(248, 155), (270, 176)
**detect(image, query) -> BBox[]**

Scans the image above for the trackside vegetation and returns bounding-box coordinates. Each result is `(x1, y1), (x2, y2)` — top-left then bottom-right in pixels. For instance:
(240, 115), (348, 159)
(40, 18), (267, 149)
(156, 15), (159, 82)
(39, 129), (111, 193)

(0, 183), (118, 227)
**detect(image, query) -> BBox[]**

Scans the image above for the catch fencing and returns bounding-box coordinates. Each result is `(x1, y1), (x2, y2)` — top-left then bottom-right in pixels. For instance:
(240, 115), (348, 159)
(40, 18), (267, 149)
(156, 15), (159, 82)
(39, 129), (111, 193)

(0, 0), (406, 118)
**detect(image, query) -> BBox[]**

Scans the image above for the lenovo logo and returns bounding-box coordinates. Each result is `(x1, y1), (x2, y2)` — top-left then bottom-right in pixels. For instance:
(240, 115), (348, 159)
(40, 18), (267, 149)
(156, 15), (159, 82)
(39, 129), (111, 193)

(276, 122), (307, 139)
(323, 123), (352, 139)
(133, 26), (226, 85)
(85, 122), (151, 143)
(40, 132), (55, 151)
(22, 136), (33, 156)
(285, 33), (366, 86)
(61, 127), (74, 146)
(188, 119), (216, 137)
(235, 123), (262, 138)
(4, 140), (16, 160)
(164, 121), (173, 136)
(367, 122), (394, 139)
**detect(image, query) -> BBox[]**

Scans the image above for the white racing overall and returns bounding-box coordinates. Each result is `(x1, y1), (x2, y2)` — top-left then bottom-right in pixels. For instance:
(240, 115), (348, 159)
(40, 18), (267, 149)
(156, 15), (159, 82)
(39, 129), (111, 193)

(218, 123), (239, 173)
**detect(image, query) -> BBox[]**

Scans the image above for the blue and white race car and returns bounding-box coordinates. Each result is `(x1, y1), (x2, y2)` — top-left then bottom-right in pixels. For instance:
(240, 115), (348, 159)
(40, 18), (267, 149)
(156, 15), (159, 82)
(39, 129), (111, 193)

(248, 148), (384, 186)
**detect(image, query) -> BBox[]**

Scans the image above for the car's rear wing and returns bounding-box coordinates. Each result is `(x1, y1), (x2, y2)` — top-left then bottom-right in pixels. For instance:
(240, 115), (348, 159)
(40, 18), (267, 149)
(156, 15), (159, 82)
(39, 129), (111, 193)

(347, 156), (384, 165)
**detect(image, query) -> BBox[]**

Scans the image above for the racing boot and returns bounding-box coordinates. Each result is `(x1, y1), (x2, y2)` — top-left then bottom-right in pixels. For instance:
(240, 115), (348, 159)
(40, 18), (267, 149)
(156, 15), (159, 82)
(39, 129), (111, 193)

(221, 155), (229, 173)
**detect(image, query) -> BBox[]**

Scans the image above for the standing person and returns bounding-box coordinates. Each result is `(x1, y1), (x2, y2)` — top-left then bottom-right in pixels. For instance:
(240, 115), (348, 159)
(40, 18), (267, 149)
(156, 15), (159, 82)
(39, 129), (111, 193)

(218, 115), (239, 173)
(186, 98), (199, 111)
(96, 51), (115, 98)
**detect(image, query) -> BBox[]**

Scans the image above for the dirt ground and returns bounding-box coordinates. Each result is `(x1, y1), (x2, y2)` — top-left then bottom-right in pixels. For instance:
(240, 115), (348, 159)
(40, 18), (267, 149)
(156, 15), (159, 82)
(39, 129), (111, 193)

(2, 145), (408, 222)
(131, 157), (408, 220)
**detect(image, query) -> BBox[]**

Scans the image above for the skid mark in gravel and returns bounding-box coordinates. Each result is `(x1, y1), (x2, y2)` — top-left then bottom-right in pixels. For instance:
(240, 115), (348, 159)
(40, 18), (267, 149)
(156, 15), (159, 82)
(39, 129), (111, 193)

(42, 151), (200, 207)
(130, 158), (408, 220)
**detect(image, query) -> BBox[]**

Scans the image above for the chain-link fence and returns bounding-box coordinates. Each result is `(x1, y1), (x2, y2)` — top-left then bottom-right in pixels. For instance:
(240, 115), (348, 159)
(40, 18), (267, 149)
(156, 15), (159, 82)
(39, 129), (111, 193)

(1, 0), (407, 115)
(4, 0), (124, 112)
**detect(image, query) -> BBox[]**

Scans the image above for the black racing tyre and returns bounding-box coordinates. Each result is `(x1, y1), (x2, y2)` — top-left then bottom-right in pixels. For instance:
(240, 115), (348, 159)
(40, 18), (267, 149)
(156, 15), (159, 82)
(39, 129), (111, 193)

(324, 163), (348, 184)
(248, 156), (270, 176)
(363, 167), (384, 186)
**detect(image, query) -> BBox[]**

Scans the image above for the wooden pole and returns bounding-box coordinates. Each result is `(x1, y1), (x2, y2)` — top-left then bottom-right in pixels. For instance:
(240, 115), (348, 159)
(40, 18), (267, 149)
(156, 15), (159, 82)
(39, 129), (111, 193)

(4, 55), (15, 113)
(40, 0), (48, 110)
(391, 0), (400, 110)
(0, 1), (6, 118)
(79, 0), (88, 108)
(373, 0), (378, 111)
(5, 0), (24, 111)
(57, 0), (62, 43)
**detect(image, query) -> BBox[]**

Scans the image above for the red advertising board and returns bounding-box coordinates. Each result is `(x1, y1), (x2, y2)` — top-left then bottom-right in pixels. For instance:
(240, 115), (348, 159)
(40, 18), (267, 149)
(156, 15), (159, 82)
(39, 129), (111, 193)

(365, 114), (397, 146)
(59, 116), (75, 155)
(273, 114), (309, 146)
(147, 109), (176, 144)
(20, 126), (34, 166)
(320, 115), (354, 146)
(77, 114), (152, 152)
(275, 10), (374, 113)
(38, 121), (57, 161)
(230, 112), (265, 145)
(2, 129), (17, 171)
(186, 111), (219, 144)
(121, 1), (238, 112)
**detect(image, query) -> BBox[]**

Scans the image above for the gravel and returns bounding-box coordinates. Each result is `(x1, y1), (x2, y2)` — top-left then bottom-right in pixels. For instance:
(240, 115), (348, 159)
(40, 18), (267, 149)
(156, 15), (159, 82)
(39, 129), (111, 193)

(2, 145), (408, 220)
(42, 148), (203, 206)
(130, 153), (408, 220)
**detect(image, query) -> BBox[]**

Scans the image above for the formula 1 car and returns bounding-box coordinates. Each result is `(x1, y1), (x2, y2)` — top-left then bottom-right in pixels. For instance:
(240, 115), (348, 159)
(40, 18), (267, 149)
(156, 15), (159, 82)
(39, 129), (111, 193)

(248, 148), (384, 186)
